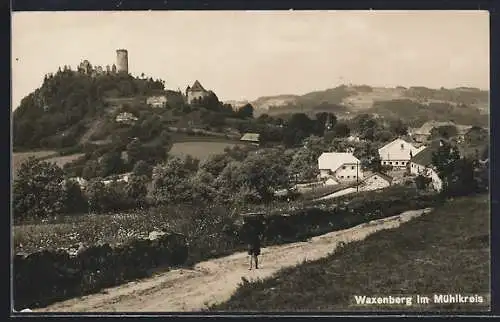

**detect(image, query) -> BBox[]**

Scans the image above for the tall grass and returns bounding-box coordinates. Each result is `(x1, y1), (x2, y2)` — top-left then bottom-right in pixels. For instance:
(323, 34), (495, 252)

(211, 193), (490, 312)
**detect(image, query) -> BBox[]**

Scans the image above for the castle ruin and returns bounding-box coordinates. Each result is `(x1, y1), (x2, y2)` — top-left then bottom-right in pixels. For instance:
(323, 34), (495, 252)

(116, 49), (129, 74)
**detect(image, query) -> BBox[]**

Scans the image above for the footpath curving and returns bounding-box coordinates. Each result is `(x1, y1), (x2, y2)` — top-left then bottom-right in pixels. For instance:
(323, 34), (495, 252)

(34, 208), (433, 312)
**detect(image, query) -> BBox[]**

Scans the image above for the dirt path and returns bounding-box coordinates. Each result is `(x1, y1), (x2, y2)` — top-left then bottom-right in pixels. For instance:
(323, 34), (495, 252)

(35, 208), (433, 313)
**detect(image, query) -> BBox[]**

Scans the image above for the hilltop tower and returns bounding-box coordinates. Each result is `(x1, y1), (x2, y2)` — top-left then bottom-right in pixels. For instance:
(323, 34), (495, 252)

(116, 49), (129, 73)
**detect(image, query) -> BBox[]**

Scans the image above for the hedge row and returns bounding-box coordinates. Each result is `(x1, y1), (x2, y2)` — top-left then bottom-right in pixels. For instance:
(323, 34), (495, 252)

(13, 232), (188, 311)
(185, 192), (444, 266)
(259, 193), (443, 245)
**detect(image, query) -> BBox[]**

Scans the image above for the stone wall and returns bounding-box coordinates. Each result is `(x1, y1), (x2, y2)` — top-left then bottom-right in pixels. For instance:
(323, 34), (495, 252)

(13, 232), (188, 310)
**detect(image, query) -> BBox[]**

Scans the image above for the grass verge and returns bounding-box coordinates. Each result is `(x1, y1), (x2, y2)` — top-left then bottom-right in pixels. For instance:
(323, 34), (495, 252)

(211, 193), (490, 312)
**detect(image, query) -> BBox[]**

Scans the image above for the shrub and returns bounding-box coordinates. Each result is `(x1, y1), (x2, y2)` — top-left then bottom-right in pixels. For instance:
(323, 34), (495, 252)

(62, 180), (88, 214)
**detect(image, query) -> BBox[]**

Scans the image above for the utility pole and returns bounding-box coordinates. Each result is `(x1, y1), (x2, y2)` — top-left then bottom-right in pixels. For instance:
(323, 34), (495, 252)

(356, 160), (359, 192)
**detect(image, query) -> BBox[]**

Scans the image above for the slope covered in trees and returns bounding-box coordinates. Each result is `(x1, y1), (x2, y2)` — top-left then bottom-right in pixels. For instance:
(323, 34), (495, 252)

(13, 64), (165, 149)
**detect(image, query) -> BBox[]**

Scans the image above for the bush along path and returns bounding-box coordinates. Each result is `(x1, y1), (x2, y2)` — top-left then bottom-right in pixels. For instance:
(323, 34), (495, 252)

(34, 207), (433, 312)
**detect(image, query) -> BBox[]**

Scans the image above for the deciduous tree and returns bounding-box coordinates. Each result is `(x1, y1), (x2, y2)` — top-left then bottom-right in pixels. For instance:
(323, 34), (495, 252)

(13, 158), (65, 221)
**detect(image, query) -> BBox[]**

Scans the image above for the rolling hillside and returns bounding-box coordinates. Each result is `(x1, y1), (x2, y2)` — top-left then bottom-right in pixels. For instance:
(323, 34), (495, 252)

(247, 85), (489, 126)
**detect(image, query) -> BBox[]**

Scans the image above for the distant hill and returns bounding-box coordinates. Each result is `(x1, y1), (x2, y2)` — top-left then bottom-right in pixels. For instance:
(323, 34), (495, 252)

(252, 94), (300, 111)
(247, 85), (489, 126)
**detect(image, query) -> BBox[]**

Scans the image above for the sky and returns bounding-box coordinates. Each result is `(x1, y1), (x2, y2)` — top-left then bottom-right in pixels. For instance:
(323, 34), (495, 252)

(12, 10), (489, 109)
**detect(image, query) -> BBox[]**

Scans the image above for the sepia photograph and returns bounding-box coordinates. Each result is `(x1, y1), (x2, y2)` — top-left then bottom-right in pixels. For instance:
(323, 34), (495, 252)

(11, 10), (490, 314)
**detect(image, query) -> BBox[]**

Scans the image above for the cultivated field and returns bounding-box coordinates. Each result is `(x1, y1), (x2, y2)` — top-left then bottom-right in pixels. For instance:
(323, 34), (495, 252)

(213, 193), (490, 312)
(169, 141), (246, 161)
(13, 151), (85, 179)
(44, 154), (85, 168)
(342, 87), (406, 111)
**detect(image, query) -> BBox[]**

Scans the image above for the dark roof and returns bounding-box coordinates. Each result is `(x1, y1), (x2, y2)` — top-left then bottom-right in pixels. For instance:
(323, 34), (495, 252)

(165, 90), (183, 99)
(465, 126), (488, 135)
(190, 80), (206, 92)
(364, 172), (393, 183)
(411, 139), (444, 166)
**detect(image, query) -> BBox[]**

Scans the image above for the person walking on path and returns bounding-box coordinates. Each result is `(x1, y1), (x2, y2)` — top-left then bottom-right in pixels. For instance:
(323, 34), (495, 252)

(240, 213), (264, 270)
(246, 226), (261, 270)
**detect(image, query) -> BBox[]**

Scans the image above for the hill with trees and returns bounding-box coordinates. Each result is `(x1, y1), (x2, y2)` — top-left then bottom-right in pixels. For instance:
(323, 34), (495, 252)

(248, 85), (489, 127)
(13, 65), (165, 150)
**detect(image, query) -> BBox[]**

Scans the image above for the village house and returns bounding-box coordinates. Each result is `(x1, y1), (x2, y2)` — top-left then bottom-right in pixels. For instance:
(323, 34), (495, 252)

(359, 172), (393, 192)
(378, 138), (425, 169)
(146, 90), (185, 108)
(146, 95), (168, 108)
(186, 80), (210, 104)
(464, 126), (489, 145)
(60, 177), (88, 188)
(115, 112), (138, 124)
(317, 152), (363, 183)
(409, 141), (444, 192)
(102, 173), (132, 186)
(455, 125), (474, 143)
(410, 121), (454, 143)
(240, 133), (260, 146)
(346, 135), (361, 142)
(410, 121), (472, 143)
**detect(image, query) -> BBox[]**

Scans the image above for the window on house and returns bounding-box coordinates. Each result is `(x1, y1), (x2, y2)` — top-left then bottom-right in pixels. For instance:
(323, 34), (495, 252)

(340, 176), (344, 178)
(395, 162), (399, 165)
(351, 166), (355, 170)
(401, 144), (404, 149)
(342, 166), (346, 169)
(347, 176), (350, 178)
(389, 162), (393, 165)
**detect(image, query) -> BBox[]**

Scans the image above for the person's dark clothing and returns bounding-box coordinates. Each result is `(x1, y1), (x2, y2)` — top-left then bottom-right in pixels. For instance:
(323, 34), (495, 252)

(247, 233), (261, 256)
(241, 220), (263, 256)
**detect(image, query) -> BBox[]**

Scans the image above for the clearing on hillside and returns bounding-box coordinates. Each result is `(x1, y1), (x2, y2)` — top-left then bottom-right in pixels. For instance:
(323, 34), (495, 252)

(169, 141), (246, 161)
(43, 154), (86, 168)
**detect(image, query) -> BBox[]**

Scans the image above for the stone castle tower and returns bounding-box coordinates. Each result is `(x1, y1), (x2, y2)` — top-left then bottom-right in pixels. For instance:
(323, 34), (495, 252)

(116, 49), (129, 73)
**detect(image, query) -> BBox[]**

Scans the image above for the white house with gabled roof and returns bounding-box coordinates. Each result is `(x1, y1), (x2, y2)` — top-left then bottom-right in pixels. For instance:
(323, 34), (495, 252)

(318, 152), (363, 183)
(378, 138), (425, 169)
